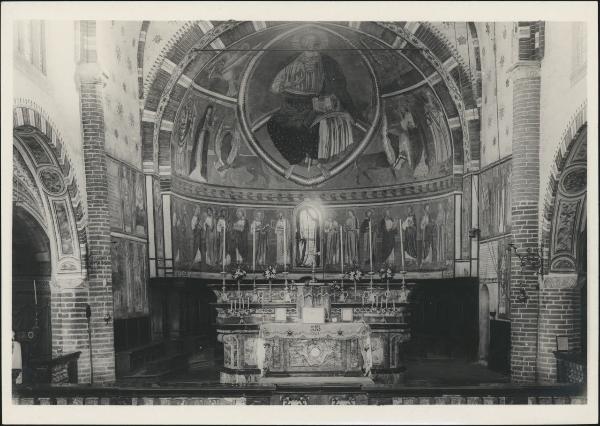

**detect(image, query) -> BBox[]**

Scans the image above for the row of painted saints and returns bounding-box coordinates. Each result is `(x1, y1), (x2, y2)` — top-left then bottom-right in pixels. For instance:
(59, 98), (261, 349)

(173, 32), (452, 186)
(181, 204), (450, 271)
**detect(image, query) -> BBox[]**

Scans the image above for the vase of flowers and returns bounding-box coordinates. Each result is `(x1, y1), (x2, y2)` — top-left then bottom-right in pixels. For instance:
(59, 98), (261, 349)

(346, 267), (363, 299)
(379, 264), (394, 291)
(264, 266), (276, 299)
(232, 266), (247, 295)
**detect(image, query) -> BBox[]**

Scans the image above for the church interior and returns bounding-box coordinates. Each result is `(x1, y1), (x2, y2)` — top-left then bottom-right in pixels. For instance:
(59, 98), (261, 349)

(10, 19), (590, 406)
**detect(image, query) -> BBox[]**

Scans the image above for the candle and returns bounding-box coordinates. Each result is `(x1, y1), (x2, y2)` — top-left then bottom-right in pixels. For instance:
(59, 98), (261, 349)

(339, 225), (344, 274)
(283, 218), (287, 272)
(33, 280), (38, 306)
(368, 219), (373, 272)
(252, 221), (256, 272)
(222, 220), (226, 272)
(399, 218), (405, 270)
(230, 299), (233, 310)
(247, 296), (250, 309)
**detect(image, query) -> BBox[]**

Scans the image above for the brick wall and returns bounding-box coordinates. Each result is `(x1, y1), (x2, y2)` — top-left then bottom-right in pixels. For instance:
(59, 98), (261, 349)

(508, 60), (541, 384)
(537, 288), (582, 382)
(76, 20), (116, 383)
(50, 287), (92, 381)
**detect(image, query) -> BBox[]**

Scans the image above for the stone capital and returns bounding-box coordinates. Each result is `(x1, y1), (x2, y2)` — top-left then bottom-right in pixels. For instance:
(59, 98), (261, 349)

(542, 273), (579, 290)
(507, 60), (541, 81)
(75, 62), (108, 86)
(50, 273), (86, 290)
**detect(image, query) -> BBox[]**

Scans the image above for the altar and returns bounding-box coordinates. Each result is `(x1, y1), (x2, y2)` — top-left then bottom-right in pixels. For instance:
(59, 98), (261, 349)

(256, 321), (372, 378)
(211, 279), (412, 385)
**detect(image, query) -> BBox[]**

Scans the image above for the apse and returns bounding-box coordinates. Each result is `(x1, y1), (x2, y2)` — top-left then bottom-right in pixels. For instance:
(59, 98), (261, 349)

(171, 22), (457, 191)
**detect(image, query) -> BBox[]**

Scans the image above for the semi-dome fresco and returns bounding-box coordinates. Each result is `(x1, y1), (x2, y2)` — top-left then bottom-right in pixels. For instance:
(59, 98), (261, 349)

(172, 22), (456, 190)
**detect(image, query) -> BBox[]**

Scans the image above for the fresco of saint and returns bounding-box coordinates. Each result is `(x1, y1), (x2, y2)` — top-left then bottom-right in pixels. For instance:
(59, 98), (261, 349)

(420, 204), (436, 265)
(380, 209), (397, 264)
(401, 206), (418, 264)
(231, 209), (249, 264)
(216, 208), (230, 268)
(251, 211), (270, 267)
(266, 33), (359, 178)
(359, 209), (375, 268)
(191, 207), (205, 265)
(203, 207), (217, 266)
(323, 215), (340, 266)
(344, 210), (359, 266)
(434, 203), (447, 264)
(274, 212), (290, 267)
(296, 207), (320, 267)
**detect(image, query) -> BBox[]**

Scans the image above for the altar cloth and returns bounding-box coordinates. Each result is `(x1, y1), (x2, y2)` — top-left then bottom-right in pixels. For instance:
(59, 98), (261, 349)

(256, 322), (372, 377)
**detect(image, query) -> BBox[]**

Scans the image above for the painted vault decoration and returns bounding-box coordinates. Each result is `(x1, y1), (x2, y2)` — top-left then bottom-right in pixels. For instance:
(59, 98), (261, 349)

(172, 22), (455, 190)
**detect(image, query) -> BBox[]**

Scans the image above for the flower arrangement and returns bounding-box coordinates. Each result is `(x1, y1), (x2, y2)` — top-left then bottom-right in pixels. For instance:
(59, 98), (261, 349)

(347, 268), (363, 282)
(231, 266), (247, 281)
(263, 265), (277, 281)
(379, 264), (394, 281)
(329, 282), (343, 293)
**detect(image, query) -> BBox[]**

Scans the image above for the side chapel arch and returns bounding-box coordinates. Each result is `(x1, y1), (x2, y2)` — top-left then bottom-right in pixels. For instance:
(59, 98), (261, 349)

(13, 103), (87, 288)
(541, 102), (587, 289)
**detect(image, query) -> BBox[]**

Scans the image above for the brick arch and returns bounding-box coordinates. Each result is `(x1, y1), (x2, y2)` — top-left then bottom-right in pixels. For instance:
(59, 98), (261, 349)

(136, 20), (151, 100)
(13, 101), (88, 256)
(141, 20), (477, 176)
(540, 101), (587, 273)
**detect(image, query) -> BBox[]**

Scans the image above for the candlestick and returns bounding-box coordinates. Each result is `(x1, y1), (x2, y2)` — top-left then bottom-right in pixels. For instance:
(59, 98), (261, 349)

(33, 279), (38, 306)
(283, 219), (287, 272)
(399, 217), (405, 270)
(238, 280), (241, 295)
(252, 220), (256, 275)
(222, 221), (226, 272)
(339, 225), (344, 275)
(368, 220), (373, 273)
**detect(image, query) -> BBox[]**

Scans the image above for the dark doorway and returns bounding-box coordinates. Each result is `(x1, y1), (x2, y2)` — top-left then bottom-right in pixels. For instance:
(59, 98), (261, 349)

(409, 279), (479, 360)
(12, 207), (53, 382)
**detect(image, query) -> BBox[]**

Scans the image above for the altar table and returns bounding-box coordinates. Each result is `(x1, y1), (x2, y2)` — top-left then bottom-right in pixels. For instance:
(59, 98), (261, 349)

(256, 322), (372, 377)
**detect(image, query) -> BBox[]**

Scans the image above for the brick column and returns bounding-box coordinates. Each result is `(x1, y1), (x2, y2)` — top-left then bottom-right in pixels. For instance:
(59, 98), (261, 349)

(507, 60), (541, 384)
(75, 21), (115, 383)
(537, 282), (582, 382)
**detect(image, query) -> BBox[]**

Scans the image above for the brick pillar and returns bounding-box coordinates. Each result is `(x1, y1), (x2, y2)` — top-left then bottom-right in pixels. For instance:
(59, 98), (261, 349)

(75, 21), (115, 383)
(507, 60), (541, 384)
(50, 286), (93, 383)
(537, 285), (581, 381)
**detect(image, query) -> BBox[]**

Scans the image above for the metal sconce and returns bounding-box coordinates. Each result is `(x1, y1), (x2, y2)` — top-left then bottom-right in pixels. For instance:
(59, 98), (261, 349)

(506, 243), (547, 305)
(516, 287), (529, 304)
(469, 228), (481, 239)
(506, 243), (546, 279)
